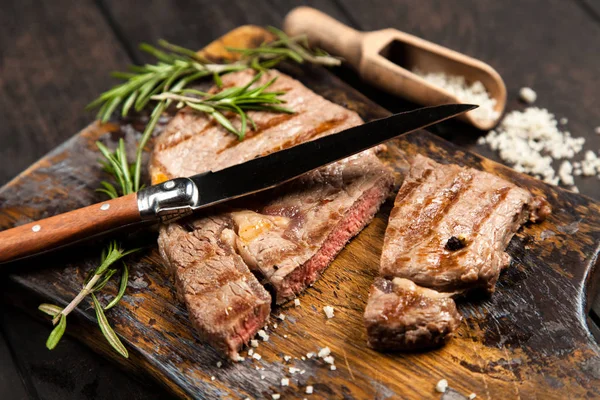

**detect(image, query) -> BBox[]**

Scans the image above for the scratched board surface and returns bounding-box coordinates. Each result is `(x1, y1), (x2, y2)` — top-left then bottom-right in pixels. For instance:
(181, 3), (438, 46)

(0, 26), (599, 399)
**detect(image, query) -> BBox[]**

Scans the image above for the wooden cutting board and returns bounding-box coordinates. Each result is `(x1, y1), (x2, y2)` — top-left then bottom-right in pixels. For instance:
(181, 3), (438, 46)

(1, 26), (599, 400)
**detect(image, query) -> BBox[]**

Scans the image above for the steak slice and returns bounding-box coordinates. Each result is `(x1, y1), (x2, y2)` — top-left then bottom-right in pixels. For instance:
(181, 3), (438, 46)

(380, 154), (550, 293)
(365, 155), (550, 351)
(153, 70), (394, 357)
(364, 277), (461, 350)
(158, 216), (271, 359)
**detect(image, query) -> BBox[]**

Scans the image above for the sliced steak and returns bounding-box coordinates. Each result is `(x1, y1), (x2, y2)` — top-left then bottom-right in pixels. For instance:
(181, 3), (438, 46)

(153, 70), (394, 357)
(365, 155), (550, 351)
(158, 216), (271, 359)
(380, 154), (550, 293)
(364, 277), (461, 350)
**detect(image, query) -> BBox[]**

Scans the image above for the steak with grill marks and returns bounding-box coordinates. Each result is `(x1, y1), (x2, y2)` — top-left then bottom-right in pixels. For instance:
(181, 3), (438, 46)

(153, 70), (394, 358)
(380, 154), (550, 293)
(365, 155), (550, 351)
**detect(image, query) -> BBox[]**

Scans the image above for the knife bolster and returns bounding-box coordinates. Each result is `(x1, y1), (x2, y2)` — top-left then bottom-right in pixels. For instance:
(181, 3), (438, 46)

(137, 177), (200, 222)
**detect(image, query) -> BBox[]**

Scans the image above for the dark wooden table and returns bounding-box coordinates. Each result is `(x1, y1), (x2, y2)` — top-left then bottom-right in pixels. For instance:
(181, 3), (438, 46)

(1, 1), (599, 399)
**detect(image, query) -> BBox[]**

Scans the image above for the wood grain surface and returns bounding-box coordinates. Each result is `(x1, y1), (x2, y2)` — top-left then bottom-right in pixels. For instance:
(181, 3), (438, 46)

(0, 193), (140, 264)
(1, 26), (599, 399)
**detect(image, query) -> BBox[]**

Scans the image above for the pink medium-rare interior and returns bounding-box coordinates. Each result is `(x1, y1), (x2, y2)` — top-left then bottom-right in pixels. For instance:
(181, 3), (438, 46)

(277, 182), (390, 303)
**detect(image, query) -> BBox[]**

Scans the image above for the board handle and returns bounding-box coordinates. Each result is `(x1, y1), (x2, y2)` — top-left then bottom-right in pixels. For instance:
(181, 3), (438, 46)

(283, 6), (363, 67)
(0, 193), (141, 263)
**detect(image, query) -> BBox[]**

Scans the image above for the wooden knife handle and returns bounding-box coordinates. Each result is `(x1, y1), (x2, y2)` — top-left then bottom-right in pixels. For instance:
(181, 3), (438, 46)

(283, 6), (363, 67)
(0, 193), (141, 263)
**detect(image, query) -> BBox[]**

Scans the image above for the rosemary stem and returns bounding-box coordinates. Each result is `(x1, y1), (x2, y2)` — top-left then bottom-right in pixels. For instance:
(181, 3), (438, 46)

(53, 274), (101, 325)
(133, 101), (165, 192)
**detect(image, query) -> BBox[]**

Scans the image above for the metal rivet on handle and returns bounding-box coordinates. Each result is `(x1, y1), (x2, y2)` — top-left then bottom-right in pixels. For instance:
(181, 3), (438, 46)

(164, 180), (175, 189)
(32, 224), (41, 232)
(100, 203), (110, 211)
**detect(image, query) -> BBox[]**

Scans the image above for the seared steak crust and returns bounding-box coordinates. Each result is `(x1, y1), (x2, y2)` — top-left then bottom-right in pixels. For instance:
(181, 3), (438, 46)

(154, 70), (393, 357)
(380, 154), (550, 293)
(364, 278), (461, 350)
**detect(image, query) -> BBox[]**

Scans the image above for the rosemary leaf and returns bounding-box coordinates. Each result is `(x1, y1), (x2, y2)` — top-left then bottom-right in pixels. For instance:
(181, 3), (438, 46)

(121, 90), (138, 117)
(39, 304), (63, 317)
(105, 263), (129, 311)
(92, 294), (129, 358)
(96, 181), (119, 200)
(211, 110), (241, 138)
(46, 314), (66, 350)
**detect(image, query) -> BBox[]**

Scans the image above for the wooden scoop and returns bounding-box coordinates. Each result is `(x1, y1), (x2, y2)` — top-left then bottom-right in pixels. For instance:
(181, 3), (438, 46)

(284, 7), (507, 130)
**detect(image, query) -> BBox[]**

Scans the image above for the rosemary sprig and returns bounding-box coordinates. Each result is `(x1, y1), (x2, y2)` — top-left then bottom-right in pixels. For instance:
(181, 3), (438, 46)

(226, 27), (342, 67)
(39, 241), (138, 355)
(152, 73), (293, 139)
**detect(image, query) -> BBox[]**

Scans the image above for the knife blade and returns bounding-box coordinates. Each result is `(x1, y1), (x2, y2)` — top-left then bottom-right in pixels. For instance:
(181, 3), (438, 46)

(0, 103), (475, 263)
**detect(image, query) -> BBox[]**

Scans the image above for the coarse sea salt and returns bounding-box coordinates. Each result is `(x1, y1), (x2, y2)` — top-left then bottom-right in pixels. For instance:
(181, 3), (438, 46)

(477, 107), (590, 188)
(323, 306), (335, 319)
(436, 379), (448, 393)
(519, 87), (537, 104)
(317, 347), (331, 358)
(413, 69), (499, 124)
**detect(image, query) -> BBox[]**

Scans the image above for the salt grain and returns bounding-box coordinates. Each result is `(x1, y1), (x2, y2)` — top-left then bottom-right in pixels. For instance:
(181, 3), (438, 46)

(290, 367), (301, 374)
(250, 339), (259, 348)
(258, 330), (270, 342)
(232, 354), (245, 362)
(306, 386), (314, 394)
(330, 365), (337, 371)
(413, 69), (499, 123)
(294, 299), (301, 307)
(273, 323), (278, 329)
(560, 117), (568, 125)
(469, 394), (477, 399)
(211, 376), (215, 381)
(323, 355), (335, 365)
(323, 306), (335, 319)
(252, 353), (262, 360)
(281, 378), (289, 386)
(277, 313), (286, 321)
(248, 349), (254, 356)
(284, 355), (292, 362)
(261, 375), (265, 380)
(519, 87), (537, 104)
(317, 347), (331, 358)
(272, 394), (280, 400)
(216, 361), (222, 368)
(436, 379), (448, 393)
(306, 352), (315, 359)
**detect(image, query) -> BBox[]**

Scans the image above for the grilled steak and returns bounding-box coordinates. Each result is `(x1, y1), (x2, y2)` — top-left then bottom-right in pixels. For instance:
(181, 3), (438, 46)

(364, 277), (461, 350)
(380, 154), (550, 293)
(158, 216), (271, 359)
(152, 70), (394, 357)
(365, 155), (550, 351)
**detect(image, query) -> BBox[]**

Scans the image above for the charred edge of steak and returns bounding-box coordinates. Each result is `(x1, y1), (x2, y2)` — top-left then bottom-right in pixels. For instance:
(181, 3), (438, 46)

(364, 278), (462, 351)
(274, 175), (394, 304)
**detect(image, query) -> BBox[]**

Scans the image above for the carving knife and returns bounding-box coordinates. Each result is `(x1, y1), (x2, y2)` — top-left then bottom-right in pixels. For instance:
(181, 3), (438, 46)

(0, 104), (475, 263)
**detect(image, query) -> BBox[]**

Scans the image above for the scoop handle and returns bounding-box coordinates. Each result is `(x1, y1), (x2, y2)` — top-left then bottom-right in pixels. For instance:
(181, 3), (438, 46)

(283, 6), (363, 67)
(0, 193), (141, 263)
